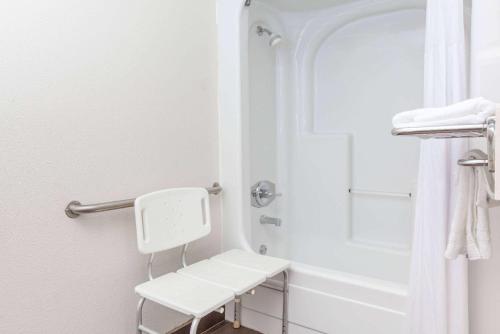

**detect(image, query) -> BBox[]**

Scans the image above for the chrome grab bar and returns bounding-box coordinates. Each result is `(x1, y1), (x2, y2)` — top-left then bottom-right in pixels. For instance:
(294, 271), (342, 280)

(65, 183), (223, 218)
(349, 188), (412, 198)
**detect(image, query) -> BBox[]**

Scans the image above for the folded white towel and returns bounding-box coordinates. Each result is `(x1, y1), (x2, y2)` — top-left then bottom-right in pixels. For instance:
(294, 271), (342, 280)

(445, 150), (499, 260)
(393, 97), (497, 128)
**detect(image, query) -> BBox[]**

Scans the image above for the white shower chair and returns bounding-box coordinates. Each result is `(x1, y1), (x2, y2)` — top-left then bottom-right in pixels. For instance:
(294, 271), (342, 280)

(134, 188), (290, 334)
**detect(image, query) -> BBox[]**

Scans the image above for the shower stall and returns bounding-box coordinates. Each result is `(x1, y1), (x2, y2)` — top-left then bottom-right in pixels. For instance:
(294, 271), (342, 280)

(218, 0), (425, 332)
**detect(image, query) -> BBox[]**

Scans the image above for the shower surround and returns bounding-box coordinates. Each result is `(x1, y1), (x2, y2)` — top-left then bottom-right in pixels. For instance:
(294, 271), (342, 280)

(218, 0), (425, 332)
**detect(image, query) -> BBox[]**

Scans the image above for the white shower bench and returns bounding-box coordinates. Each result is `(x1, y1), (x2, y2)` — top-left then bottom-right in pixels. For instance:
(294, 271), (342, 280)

(134, 189), (290, 334)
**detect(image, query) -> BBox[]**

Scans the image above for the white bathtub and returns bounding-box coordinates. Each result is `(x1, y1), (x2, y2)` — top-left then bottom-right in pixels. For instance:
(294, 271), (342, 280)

(217, 0), (424, 332)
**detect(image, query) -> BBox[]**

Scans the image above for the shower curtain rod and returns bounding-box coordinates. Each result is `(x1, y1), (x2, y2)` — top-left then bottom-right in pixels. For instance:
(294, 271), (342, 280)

(65, 183), (222, 218)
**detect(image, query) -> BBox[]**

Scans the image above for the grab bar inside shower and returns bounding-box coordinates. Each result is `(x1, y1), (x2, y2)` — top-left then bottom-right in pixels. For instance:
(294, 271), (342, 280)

(349, 188), (412, 198)
(65, 183), (222, 218)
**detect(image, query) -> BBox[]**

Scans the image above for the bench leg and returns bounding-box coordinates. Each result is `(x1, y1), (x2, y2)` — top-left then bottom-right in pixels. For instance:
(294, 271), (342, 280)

(137, 298), (146, 334)
(190, 317), (201, 334)
(282, 270), (289, 334)
(233, 296), (242, 329)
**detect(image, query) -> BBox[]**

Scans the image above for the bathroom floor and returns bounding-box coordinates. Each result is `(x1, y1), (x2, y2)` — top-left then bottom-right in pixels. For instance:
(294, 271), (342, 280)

(207, 322), (261, 334)
(171, 316), (262, 334)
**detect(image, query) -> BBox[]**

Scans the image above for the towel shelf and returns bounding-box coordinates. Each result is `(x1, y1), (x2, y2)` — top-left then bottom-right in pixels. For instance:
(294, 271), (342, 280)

(65, 183), (222, 218)
(391, 123), (487, 139)
(392, 117), (496, 173)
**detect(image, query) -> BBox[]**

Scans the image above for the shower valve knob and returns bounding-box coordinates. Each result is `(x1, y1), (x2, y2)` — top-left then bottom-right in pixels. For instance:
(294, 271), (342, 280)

(260, 189), (280, 199)
(251, 180), (280, 208)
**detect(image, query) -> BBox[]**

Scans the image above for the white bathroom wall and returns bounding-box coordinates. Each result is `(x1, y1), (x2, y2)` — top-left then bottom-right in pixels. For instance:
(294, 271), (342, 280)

(0, 1), (219, 333)
(247, 6), (291, 259)
(247, 19), (280, 255)
(469, 1), (500, 333)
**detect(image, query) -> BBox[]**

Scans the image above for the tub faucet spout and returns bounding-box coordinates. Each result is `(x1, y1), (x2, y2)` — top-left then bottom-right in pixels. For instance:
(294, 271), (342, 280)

(260, 215), (282, 227)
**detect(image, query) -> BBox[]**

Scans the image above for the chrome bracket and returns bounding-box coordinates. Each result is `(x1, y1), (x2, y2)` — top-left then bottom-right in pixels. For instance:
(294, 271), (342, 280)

(487, 117), (495, 173)
(457, 117), (496, 171)
(65, 201), (81, 218)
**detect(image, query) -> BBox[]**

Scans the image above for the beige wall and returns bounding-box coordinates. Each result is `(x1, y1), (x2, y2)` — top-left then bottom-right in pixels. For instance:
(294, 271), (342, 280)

(0, 0), (219, 333)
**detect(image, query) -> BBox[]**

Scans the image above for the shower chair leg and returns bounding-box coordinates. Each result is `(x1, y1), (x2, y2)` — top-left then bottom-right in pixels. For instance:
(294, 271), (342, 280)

(190, 318), (201, 334)
(233, 296), (242, 328)
(282, 270), (289, 334)
(232, 270), (288, 333)
(136, 298), (146, 334)
(136, 298), (161, 334)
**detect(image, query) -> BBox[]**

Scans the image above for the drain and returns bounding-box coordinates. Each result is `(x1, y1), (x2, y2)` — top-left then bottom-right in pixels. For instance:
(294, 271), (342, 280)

(259, 244), (267, 255)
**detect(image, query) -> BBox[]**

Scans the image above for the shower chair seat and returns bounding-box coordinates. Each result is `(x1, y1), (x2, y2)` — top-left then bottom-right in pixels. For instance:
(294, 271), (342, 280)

(134, 188), (290, 334)
(135, 272), (234, 319)
(177, 259), (267, 295)
(212, 249), (290, 278)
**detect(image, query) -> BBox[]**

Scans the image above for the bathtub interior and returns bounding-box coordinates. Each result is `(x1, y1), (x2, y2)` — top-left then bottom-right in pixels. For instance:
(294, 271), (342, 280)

(245, 0), (425, 284)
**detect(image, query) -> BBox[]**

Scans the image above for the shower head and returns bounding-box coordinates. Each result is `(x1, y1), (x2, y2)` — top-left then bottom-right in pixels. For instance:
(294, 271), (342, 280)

(269, 34), (283, 48)
(256, 25), (283, 48)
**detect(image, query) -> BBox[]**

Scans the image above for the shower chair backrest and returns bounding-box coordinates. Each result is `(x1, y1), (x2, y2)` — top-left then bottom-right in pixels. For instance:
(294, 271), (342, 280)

(134, 188), (211, 254)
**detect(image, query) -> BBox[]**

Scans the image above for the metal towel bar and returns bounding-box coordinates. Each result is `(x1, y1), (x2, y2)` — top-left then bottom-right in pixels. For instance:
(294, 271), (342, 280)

(391, 123), (487, 138)
(65, 183), (222, 218)
(392, 117), (496, 172)
(457, 159), (489, 167)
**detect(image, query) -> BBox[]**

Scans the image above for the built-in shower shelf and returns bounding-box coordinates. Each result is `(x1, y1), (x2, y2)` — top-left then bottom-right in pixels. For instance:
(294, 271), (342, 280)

(392, 117), (496, 173)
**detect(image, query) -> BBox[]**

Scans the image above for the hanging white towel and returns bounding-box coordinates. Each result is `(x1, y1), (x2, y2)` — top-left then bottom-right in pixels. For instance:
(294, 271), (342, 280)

(445, 150), (498, 260)
(392, 97), (496, 128)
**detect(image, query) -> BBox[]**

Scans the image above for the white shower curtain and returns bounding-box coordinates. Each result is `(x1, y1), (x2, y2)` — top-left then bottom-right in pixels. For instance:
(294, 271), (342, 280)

(408, 1), (469, 334)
